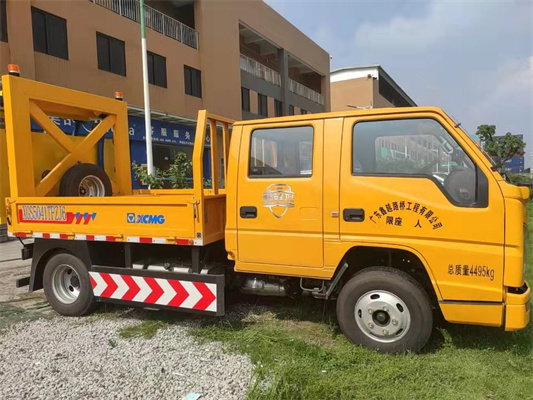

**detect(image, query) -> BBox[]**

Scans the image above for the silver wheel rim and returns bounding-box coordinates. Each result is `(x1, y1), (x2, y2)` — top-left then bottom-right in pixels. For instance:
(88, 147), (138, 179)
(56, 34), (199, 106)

(354, 290), (411, 343)
(51, 264), (81, 304)
(78, 175), (105, 196)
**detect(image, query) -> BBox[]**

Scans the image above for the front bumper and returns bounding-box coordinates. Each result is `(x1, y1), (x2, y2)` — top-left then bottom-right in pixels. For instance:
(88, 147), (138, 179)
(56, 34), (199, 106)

(505, 282), (530, 331)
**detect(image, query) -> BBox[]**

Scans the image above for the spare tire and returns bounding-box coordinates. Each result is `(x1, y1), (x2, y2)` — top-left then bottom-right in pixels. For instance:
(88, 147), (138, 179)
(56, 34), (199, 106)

(59, 163), (112, 197)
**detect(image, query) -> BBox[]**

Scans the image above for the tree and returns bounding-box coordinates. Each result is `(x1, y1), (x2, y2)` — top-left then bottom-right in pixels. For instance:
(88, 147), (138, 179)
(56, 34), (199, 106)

(476, 124), (526, 171)
(167, 152), (192, 189)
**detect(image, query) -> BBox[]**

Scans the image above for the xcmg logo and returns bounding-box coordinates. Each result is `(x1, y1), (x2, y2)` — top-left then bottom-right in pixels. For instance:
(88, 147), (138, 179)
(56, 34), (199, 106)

(126, 213), (165, 225)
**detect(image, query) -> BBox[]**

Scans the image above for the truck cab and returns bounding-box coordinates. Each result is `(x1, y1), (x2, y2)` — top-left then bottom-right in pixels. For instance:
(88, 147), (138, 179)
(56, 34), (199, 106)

(225, 108), (530, 346)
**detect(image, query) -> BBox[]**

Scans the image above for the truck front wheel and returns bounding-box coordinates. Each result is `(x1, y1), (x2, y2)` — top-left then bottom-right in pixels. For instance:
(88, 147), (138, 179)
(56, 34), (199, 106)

(43, 253), (95, 316)
(336, 267), (433, 354)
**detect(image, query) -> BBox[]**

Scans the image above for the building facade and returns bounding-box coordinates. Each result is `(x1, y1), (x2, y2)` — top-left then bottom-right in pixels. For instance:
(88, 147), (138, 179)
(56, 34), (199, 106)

(0, 0), (330, 182)
(330, 65), (415, 111)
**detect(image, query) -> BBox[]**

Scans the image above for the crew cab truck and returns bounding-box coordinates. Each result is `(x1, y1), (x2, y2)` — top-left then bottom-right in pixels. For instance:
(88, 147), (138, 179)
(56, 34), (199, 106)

(1, 70), (530, 354)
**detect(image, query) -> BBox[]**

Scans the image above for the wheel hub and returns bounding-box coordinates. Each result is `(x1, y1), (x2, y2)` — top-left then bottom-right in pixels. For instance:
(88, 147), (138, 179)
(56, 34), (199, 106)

(355, 290), (411, 343)
(51, 264), (81, 304)
(373, 310), (390, 326)
(78, 175), (105, 197)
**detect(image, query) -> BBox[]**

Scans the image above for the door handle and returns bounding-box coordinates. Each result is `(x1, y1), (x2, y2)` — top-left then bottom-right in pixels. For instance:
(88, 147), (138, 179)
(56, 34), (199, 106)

(240, 206), (257, 219)
(343, 208), (365, 222)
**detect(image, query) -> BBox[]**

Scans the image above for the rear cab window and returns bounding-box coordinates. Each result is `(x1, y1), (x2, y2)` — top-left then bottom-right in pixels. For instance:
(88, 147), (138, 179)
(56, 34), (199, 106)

(249, 126), (314, 178)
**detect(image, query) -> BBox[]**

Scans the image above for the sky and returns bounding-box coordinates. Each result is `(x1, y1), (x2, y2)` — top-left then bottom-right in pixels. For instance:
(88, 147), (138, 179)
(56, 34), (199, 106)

(265, 0), (533, 167)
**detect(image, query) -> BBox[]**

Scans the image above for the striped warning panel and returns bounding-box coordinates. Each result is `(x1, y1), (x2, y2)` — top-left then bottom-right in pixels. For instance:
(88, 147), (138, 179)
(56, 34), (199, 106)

(89, 271), (218, 313)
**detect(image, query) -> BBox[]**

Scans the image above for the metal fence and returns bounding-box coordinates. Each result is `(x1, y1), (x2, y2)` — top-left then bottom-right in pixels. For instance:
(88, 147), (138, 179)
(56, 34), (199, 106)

(92, 0), (198, 49)
(240, 54), (281, 87)
(289, 79), (324, 105)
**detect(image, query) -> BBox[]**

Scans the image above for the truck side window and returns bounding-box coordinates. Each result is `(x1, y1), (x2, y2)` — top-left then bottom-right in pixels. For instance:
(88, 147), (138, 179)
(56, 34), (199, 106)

(352, 118), (484, 206)
(249, 126), (313, 177)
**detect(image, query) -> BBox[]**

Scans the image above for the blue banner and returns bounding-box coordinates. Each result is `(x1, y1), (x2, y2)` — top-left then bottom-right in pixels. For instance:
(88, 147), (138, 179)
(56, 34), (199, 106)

(30, 115), (210, 148)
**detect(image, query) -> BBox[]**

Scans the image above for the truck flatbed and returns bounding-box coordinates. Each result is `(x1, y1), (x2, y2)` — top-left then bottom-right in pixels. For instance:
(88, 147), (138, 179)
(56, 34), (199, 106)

(1, 74), (232, 248)
(8, 191), (226, 246)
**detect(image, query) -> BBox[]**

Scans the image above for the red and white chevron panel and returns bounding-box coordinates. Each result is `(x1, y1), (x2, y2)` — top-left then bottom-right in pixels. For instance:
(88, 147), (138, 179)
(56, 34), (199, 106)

(89, 272), (217, 312)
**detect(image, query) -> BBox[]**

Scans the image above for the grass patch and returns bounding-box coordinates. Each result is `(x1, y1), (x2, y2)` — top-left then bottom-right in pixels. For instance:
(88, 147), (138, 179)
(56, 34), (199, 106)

(0, 302), (51, 331)
(190, 202), (533, 400)
(118, 319), (169, 339)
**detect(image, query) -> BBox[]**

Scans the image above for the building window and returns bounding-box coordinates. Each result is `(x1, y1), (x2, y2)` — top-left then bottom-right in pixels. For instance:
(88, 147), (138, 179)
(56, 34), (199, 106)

(274, 99), (283, 117)
(184, 65), (202, 98)
(249, 126), (314, 177)
(289, 105), (295, 116)
(31, 7), (68, 60)
(96, 33), (126, 76)
(258, 93), (268, 117)
(379, 78), (411, 107)
(301, 109), (307, 115)
(147, 51), (167, 88)
(241, 87), (250, 112)
(0, 0), (7, 43)
(352, 118), (483, 206)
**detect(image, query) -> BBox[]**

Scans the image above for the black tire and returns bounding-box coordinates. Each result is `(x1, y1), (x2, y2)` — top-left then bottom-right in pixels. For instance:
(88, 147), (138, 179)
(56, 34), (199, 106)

(336, 267), (433, 354)
(59, 163), (112, 197)
(43, 252), (95, 316)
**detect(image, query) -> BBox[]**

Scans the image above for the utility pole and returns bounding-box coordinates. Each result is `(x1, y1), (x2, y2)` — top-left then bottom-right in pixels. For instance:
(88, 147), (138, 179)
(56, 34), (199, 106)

(140, 0), (153, 176)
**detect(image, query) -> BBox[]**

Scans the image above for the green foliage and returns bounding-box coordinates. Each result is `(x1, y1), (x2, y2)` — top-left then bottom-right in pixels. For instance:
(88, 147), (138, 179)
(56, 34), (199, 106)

(131, 162), (166, 189)
(132, 152), (193, 189)
(507, 173), (533, 189)
(476, 124), (526, 171)
(167, 153), (193, 189)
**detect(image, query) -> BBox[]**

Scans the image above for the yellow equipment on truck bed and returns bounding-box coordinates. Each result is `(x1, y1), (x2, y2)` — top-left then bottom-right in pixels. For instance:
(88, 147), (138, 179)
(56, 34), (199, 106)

(2, 70), (530, 354)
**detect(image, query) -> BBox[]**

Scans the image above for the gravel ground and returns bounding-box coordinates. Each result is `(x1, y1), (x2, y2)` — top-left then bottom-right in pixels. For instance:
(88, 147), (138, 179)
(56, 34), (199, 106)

(0, 313), (253, 400)
(0, 242), (254, 399)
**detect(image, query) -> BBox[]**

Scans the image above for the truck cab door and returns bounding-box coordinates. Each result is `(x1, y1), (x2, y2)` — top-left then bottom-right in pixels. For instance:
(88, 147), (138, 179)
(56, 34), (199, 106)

(339, 113), (505, 302)
(236, 120), (324, 273)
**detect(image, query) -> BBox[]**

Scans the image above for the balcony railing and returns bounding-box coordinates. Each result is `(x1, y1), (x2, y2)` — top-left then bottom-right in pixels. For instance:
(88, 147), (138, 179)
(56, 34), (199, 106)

(91, 0), (199, 49)
(240, 54), (324, 106)
(289, 79), (324, 106)
(240, 54), (281, 86)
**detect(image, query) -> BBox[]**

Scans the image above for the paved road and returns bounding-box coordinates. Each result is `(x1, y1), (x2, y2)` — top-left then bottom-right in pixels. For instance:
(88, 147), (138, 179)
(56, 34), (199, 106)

(0, 239), (47, 311)
(0, 238), (32, 262)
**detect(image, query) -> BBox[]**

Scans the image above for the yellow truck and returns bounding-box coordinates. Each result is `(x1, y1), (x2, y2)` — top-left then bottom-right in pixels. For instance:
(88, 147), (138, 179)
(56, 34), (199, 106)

(1, 69), (530, 353)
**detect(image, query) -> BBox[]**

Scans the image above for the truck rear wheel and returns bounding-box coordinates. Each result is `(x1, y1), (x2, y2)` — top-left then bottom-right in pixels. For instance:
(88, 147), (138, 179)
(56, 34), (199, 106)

(59, 163), (112, 197)
(336, 267), (433, 354)
(43, 253), (95, 316)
